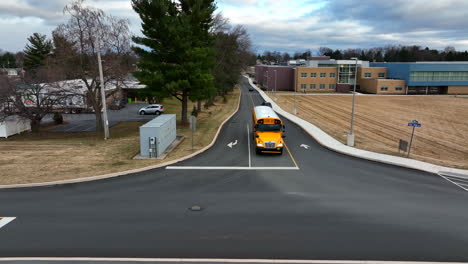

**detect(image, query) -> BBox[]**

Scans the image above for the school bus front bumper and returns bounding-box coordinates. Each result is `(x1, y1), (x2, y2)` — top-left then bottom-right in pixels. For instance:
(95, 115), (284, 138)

(256, 146), (283, 153)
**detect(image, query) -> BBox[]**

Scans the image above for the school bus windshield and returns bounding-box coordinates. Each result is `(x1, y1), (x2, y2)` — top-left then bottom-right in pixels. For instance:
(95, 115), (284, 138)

(256, 124), (282, 132)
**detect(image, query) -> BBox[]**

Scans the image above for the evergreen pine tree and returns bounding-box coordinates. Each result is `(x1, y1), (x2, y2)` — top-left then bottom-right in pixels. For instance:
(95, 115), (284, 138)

(23, 33), (52, 70)
(132, 0), (216, 124)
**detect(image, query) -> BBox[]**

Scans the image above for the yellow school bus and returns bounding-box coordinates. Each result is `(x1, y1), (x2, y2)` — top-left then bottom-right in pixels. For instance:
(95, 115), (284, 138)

(252, 106), (285, 154)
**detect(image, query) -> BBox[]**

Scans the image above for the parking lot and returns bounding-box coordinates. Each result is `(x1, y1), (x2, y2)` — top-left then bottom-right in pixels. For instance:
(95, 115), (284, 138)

(49, 104), (156, 132)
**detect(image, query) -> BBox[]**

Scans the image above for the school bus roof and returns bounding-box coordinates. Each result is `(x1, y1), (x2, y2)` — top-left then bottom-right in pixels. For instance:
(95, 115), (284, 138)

(253, 106), (280, 120)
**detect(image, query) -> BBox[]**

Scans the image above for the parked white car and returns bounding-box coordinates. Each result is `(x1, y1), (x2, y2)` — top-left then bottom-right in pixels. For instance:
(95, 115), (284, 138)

(139, 104), (165, 115)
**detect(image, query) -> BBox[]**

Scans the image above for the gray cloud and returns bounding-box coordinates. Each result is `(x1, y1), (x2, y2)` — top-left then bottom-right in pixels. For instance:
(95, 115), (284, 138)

(246, 0), (468, 53)
(0, 0), (65, 21)
(323, 0), (468, 32)
(1, 0), (468, 53)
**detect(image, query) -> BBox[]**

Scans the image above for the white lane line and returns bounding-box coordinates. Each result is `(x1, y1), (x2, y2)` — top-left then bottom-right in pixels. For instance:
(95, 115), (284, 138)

(247, 124), (251, 168)
(0, 217), (16, 230)
(166, 166), (299, 170)
(0, 257), (465, 264)
(439, 174), (468, 192)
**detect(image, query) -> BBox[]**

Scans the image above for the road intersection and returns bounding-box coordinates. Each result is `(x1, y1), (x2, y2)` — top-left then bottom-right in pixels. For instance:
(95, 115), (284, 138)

(0, 78), (467, 261)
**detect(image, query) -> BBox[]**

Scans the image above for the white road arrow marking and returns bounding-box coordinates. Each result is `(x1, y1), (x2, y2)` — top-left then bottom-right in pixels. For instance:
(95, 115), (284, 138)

(300, 144), (310, 150)
(227, 140), (238, 148)
(0, 217), (16, 230)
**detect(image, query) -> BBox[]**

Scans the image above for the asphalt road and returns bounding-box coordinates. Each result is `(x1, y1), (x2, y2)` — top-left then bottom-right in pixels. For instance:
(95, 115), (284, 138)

(1, 77), (468, 261)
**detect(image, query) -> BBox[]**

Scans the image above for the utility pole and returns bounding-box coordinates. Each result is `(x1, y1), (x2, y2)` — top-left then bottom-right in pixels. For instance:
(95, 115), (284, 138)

(96, 34), (110, 140)
(347, 57), (359, 147)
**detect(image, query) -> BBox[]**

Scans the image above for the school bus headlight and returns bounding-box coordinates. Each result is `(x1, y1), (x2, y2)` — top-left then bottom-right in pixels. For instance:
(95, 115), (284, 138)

(277, 144), (283, 147)
(257, 143), (263, 147)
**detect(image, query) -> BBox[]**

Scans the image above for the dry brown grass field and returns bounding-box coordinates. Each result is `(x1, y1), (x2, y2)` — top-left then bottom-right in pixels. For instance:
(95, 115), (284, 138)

(0, 88), (240, 185)
(273, 94), (468, 169)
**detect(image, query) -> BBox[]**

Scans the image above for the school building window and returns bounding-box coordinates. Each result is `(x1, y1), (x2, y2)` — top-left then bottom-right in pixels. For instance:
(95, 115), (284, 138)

(320, 84), (326, 89)
(378, 72), (385, 78)
(310, 84), (316, 89)
(395, 86), (403, 91)
(330, 73), (336, 78)
(364, 73), (372, 78)
(320, 73), (326, 78)
(301, 84), (307, 89)
(411, 71), (468, 81)
(301, 73), (307, 78)
(329, 84), (335, 89)
(380, 86), (388, 91)
(311, 73), (317, 78)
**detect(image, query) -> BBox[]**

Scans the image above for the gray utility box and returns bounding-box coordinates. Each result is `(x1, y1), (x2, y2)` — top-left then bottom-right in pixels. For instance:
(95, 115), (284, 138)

(139, 114), (176, 158)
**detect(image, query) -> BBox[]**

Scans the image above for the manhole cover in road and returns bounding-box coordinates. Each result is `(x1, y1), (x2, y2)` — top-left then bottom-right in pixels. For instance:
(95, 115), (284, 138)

(189, 205), (203, 212)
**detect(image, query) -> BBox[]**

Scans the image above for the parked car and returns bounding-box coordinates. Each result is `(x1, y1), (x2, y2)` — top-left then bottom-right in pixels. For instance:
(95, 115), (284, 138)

(139, 104), (165, 115)
(261, 101), (272, 107)
(249, 86), (255, 91)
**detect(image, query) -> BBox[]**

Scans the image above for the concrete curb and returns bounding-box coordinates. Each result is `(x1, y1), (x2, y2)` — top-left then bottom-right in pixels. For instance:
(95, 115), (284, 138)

(0, 89), (242, 189)
(245, 76), (468, 177)
(0, 258), (465, 264)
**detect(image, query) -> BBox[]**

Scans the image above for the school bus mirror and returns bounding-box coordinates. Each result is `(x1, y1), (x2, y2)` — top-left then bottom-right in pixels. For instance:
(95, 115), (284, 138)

(255, 135), (259, 138)
(282, 135), (286, 138)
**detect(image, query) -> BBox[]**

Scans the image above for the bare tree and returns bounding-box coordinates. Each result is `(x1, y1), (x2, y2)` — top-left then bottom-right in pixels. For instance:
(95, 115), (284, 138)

(53, 0), (133, 132)
(211, 14), (255, 101)
(0, 66), (71, 132)
(318, 47), (333, 56)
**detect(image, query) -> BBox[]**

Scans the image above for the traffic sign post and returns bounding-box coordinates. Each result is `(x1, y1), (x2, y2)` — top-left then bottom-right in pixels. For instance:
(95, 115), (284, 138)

(407, 120), (421, 158)
(190, 116), (197, 151)
(398, 139), (408, 153)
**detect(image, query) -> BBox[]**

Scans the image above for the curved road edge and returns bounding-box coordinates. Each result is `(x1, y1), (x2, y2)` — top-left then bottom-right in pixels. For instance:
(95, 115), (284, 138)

(0, 258), (466, 264)
(0, 88), (242, 189)
(244, 75), (468, 178)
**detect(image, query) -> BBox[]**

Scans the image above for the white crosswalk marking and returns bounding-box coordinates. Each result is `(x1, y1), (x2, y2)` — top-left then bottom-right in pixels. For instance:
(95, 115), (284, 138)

(441, 176), (468, 192)
(0, 217), (16, 230)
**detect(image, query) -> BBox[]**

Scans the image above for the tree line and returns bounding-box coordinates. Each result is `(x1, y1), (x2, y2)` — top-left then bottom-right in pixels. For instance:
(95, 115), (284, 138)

(0, 51), (20, 68)
(1, 0), (134, 132)
(132, 0), (255, 124)
(258, 45), (468, 64)
(1, 0), (255, 133)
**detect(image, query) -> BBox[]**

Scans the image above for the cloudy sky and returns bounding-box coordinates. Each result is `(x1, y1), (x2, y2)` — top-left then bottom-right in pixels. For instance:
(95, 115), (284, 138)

(1, 0), (468, 54)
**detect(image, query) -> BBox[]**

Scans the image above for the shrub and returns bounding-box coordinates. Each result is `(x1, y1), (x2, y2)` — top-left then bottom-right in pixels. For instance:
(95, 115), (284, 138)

(191, 106), (198, 117)
(53, 112), (63, 125)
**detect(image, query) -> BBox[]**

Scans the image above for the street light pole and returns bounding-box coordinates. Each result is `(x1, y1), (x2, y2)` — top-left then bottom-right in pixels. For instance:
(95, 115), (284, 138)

(96, 34), (110, 140)
(347, 57), (359, 147)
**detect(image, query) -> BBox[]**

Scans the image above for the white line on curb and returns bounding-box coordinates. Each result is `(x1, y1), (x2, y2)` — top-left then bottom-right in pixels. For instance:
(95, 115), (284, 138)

(166, 166), (299, 170)
(0, 257), (465, 264)
(0, 217), (16, 230)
